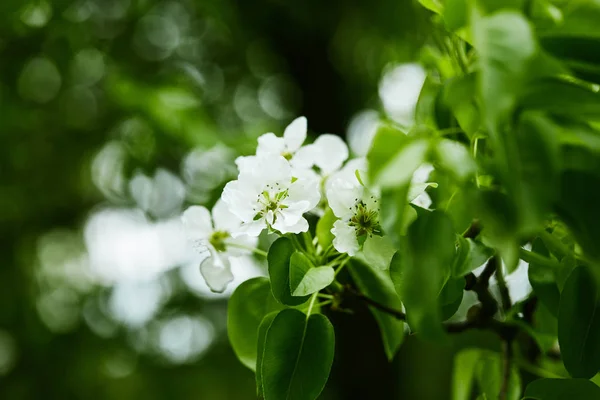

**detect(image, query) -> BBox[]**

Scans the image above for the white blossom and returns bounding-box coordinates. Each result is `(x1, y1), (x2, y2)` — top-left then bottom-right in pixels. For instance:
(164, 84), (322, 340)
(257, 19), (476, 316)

(236, 116), (308, 171)
(222, 155), (320, 237)
(327, 175), (381, 256)
(181, 199), (257, 293)
(292, 134), (349, 176)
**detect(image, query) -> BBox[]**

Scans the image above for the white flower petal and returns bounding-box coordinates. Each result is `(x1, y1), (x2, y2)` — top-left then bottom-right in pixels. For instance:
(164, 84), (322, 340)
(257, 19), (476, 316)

(199, 253), (234, 293)
(283, 116), (307, 152)
(327, 158), (367, 191)
(332, 219), (359, 256)
(129, 172), (153, 212)
(312, 134), (349, 174)
(276, 217), (309, 234)
(181, 206), (213, 240)
(232, 219), (267, 238)
(257, 133), (286, 156)
(412, 163), (434, 184)
(290, 144), (317, 170)
(287, 178), (321, 211)
(326, 179), (362, 219)
(212, 198), (242, 232)
(235, 155), (258, 173)
(221, 180), (258, 222)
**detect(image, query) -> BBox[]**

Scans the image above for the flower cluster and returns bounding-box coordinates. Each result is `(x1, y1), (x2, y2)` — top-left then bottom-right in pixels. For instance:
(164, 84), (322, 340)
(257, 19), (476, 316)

(181, 117), (433, 292)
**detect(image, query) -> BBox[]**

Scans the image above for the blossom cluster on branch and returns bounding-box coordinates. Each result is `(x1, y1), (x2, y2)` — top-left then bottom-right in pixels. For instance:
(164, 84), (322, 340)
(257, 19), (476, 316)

(181, 117), (432, 292)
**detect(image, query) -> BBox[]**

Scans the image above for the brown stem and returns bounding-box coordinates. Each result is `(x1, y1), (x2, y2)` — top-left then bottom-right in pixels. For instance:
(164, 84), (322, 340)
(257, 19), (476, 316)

(345, 286), (407, 321)
(499, 340), (513, 400)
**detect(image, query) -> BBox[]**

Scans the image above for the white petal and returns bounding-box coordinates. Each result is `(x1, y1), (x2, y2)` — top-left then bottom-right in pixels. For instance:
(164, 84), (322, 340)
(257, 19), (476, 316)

(290, 144), (317, 170)
(274, 200), (310, 229)
(199, 254), (234, 293)
(129, 172), (153, 212)
(326, 179), (362, 219)
(235, 155), (258, 173)
(327, 158), (367, 190)
(221, 180), (258, 222)
(181, 206), (213, 240)
(245, 155), (292, 189)
(361, 188), (380, 212)
(287, 178), (321, 211)
(212, 198), (242, 232)
(411, 163), (434, 184)
(275, 217), (309, 234)
(332, 220), (359, 256)
(257, 133), (286, 156)
(283, 116), (307, 152)
(312, 134), (349, 174)
(411, 192), (432, 209)
(232, 219), (267, 238)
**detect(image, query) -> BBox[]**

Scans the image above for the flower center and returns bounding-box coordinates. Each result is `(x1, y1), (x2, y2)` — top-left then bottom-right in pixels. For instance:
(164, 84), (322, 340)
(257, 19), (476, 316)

(253, 185), (290, 225)
(281, 151), (293, 161)
(349, 200), (381, 239)
(209, 230), (230, 252)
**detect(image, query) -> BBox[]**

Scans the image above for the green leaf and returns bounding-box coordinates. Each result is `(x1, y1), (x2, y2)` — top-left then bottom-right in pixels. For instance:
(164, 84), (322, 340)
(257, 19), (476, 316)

(268, 237), (310, 306)
(512, 112), (561, 234)
(556, 170), (600, 260)
(452, 349), (520, 400)
(444, 0), (468, 31)
(452, 349), (481, 400)
(349, 260), (405, 360)
(261, 309), (335, 400)
(228, 277), (283, 371)
(418, 0), (443, 15)
(390, 210), (456, 340)
(442, 74), (480, 137)
(520, 79), (600, 121)
(367, 124), (409, 183)
(558, 266), (600, 378)
(515, 302), (557, 354)
(472, 9), (536, 132)
(524, 378), (600, 399)
(433, 139), (477, 181)
(374, 139), (430, 190)
(452, 236), (494, 277)
(361, 235), (397, 271)
(256, 312), (279, 398)
(289, 252), (334, 296)
(379, 185), (412, 244)
(316, 208), (336, 250)
(528, 238), (561, 316)
(439, 277), (465, 320)
(475, 354), (521, 400)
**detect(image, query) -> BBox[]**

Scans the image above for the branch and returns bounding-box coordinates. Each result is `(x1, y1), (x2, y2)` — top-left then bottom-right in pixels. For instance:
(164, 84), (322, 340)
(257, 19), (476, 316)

(462, 220), (481, 239)
(345, 286), (407, 321)
(499, 340), (513, 400)
(495, 266), (512, 313)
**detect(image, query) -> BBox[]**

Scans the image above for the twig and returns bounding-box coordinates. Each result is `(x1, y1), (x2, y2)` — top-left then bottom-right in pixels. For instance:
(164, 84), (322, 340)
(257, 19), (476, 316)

(495, 265), (512, 314)
(462, 220), (481, 239)
(346, 286), (407, 321)
(499, 340), (513, 400)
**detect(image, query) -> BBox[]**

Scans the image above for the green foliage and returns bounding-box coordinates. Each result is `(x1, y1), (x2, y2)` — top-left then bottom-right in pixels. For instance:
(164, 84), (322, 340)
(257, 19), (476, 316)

(390, 210), (456, 340)
(523, 378), (600, 399)
(558, 266), (600, 378)
(268, 237), (311, 306)
(289, 252), (335, 297)
(452, 349), (520, 400)
(452, 236), (494, 277)
(349, 260), (405, 360)
(260, 309), (335, 400)
(228, 278), (283, 371)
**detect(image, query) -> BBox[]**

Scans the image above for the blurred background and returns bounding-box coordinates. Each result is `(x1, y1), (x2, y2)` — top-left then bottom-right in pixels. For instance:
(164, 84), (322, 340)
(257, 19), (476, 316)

(0, 0), (537, 398)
